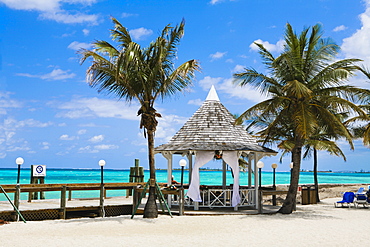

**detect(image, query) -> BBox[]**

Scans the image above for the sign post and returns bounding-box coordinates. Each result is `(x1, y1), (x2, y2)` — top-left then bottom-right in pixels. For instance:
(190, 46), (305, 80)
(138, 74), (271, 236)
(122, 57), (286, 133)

(29, 165), (46, 201)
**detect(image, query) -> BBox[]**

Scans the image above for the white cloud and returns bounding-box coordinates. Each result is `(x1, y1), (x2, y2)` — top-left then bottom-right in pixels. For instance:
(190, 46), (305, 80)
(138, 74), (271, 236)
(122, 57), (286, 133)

(187, 98), (203, 106)
(199, 76), (267, 103)
(0, 0), (98, 25)
(122, 12), (137, 18)
(6, 118), (53, 128)
(129, 27), (153, 40)
(77, 129), (87, 135)
(198, 76), (223, 90)
(210, 0), (223, 4)
(55, 97), (140, 120)
(219, 78), (268, 103)
(0, 0), (59, 12)
(39, 11), (98, 25)
(41, 142), (50, 149)
(340, 2), (370, 89)
(89, 134), (104, 143)
(333, 25), (347, 32)
(232, 64), (245, 73)
(68, 41), (91, 50)
(77, 143), (118, 153)
(94, 144), (118, 150)
(342, 4), (370, 61)
(0, 92), (22, 115)
(0, 117), (52, 158)
(17, 68), (76, 81)
(155, 112), (194, 144)
(250, 39), (285, 53)
(60, 134), (77, 141)
(210, 51), (227, 61)
(82, 29), (89, 36)
(78, 145), (98, 153)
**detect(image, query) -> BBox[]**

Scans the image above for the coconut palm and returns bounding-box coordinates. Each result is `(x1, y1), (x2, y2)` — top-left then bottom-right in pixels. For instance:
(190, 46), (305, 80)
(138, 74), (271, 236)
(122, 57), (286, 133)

(234, 23), (369, 214)
(345, 104), (370, 146)
(79, 17), (200, 218)
(246, 111), (347, 203)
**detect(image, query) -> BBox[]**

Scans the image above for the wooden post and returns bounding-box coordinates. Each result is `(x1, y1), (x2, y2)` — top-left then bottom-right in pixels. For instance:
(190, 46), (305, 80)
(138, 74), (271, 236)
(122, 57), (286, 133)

(60, 186), (66, 219)
(28, 177), (37, 202)
(132, 187), (138, 213)
(99, 184), (105, 217)
(13, 185), (20, 221)
(258, 190), (263, 214)
(68, 190), (72, 201)
(40, 177), (45, 199)
(179, 188), (185, 216)
(127, 159), (144, 197)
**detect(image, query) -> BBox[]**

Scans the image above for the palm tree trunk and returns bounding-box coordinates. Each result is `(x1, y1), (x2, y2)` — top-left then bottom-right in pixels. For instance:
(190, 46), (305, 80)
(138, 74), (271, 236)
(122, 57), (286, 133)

(277, 141), (303, 214)
(313, 148), (320, 202)
(143, 129), (158, 218)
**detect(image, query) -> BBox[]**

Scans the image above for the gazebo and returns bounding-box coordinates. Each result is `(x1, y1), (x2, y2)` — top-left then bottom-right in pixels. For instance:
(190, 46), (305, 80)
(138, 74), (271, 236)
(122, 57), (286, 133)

(155, 86), (277, 210)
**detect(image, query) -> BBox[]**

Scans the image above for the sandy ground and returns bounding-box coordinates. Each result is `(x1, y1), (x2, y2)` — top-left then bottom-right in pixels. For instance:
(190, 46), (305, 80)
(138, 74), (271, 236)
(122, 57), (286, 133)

(1, 184), (369, 247)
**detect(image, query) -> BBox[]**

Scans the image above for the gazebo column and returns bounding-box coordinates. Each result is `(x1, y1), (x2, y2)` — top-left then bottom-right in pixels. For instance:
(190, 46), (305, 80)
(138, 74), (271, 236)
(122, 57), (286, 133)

(187, 152), (193, 184)
(254, 153), (264, 210)
(248, 153), (252, 189)
(254, 153), (259, 210)
(222, 160), (227, 189)
(161, 152), (173, 207)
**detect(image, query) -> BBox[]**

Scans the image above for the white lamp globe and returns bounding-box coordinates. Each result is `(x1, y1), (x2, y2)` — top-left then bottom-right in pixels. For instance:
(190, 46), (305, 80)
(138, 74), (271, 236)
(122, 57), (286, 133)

(16, 157), (24, 165)
(179, 159), (187, 167)
(271, 163), (278, 169)
(256, 161), (264, 169)
(99, 160), (106, 167)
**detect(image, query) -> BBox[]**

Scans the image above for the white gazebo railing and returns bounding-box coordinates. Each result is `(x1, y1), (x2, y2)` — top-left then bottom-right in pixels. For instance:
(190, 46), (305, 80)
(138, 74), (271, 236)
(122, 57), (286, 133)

(171, 187), (256, 209)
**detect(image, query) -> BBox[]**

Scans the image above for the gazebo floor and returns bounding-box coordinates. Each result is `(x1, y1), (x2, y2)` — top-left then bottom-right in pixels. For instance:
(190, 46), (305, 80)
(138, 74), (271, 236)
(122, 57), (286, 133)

(167, 204), (281, 216)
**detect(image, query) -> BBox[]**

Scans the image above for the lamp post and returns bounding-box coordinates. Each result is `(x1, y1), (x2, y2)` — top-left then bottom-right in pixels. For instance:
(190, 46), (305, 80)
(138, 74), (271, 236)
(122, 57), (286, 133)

(16, 157), (24, 184)
(99, 159), (106, 185)
(289, 162), (296, 211)
(98, 159), (106, 218)
(289, 162), (294, 178)
(271, 163), (278, 206)
(179, 159), (187, 188)
(271, 163), (278, 189)
(257, 161), (264, 190)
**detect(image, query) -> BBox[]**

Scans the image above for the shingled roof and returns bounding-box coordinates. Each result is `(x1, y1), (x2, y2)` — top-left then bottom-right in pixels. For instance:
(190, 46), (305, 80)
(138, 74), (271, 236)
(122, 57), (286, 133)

(155, 86), (276, 155)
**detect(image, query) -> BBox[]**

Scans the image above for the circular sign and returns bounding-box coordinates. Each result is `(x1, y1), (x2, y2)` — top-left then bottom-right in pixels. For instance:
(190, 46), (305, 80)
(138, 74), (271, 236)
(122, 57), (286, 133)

(36, 165), (43, 174)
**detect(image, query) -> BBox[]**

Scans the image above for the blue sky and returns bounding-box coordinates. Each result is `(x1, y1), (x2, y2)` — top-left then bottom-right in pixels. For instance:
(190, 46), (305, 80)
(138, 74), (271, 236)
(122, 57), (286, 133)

(0, 0), (369, 171)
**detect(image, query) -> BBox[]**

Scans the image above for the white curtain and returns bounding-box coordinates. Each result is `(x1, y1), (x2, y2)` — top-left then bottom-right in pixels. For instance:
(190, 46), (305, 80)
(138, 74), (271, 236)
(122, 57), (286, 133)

(222, 151), (241, 207)
(186, 151), (214, 202)
(186, 150), (241, 207)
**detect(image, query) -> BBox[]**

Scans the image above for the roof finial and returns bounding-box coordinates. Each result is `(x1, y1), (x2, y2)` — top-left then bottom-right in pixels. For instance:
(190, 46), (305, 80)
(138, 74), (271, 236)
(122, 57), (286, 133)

(205, 85), (220, 101)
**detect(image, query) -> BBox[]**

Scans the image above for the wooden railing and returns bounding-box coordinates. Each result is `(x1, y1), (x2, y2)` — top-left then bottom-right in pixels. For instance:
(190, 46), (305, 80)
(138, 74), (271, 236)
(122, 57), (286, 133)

(0, 182), (170, 220)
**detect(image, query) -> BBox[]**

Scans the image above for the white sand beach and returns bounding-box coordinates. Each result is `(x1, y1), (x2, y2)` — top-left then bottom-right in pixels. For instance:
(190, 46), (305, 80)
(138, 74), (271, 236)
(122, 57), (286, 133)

(1, 183), (370, 247)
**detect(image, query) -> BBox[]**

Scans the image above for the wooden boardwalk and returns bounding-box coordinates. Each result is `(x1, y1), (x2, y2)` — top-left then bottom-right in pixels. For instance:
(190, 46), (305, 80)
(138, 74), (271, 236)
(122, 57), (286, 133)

(1, 183), (286, 221)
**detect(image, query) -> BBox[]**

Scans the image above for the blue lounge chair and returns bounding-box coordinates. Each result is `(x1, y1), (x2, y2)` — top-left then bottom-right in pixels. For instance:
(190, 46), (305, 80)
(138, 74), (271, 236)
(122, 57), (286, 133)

(334, 192), (355, 208)
(355, 187), (365, 195)
(354, 193), (369, 208)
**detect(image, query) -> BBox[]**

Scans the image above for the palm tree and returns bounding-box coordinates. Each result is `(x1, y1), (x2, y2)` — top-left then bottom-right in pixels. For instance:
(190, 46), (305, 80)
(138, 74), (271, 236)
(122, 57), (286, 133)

(345, 104), (370, 146)
(247, 112), (347, 203)
(234, 23), (369, 214)
(79, 17), (200, 218)
(302, 137), (346, 202)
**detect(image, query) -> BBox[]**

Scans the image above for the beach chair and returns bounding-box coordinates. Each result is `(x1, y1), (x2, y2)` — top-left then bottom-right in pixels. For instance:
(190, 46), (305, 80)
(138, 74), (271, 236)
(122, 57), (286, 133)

(354, 193), (369, 208)
(355, 187), (365, 195)
(334, 192), (355, 208)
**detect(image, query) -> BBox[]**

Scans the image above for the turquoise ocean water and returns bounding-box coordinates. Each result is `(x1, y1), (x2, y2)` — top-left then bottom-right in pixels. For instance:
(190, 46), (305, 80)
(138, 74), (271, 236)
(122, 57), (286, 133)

(1, 168), (370, 201)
